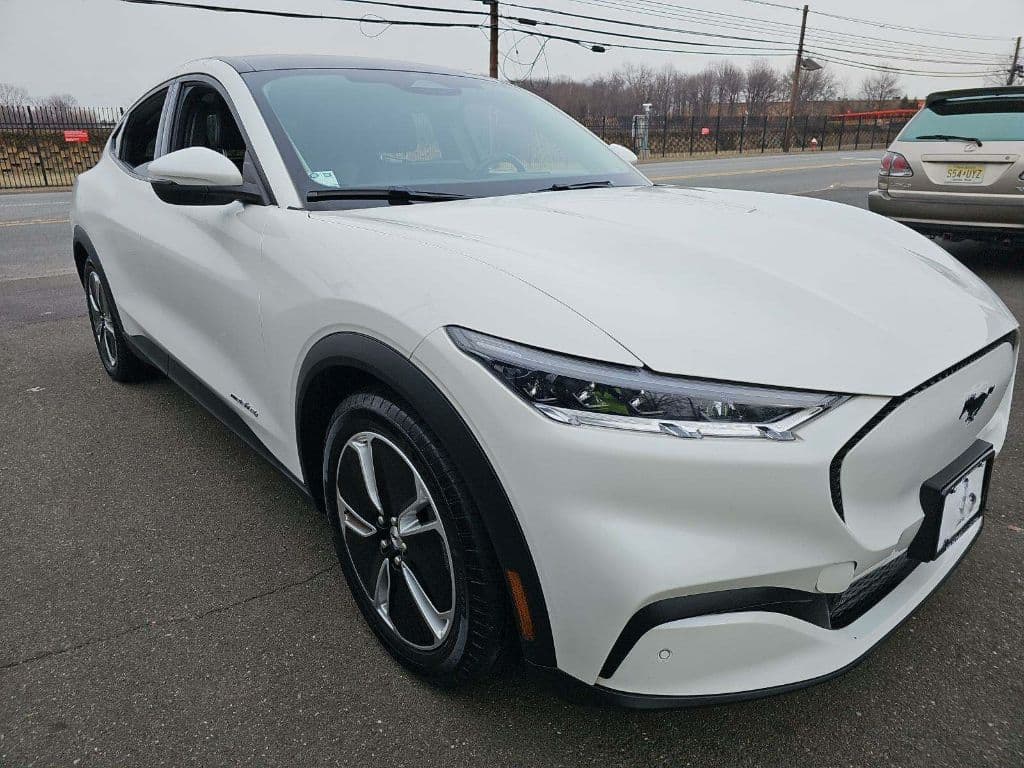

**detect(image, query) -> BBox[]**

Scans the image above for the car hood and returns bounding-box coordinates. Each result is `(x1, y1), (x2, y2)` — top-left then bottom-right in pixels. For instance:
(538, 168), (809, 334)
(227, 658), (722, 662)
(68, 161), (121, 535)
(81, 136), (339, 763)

(312, 185), (1017, 395)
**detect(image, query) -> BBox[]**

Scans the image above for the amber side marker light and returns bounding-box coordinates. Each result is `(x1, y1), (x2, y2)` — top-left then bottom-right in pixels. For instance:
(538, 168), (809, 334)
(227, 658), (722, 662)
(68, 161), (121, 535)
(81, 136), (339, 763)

(505, 570), (536, 641)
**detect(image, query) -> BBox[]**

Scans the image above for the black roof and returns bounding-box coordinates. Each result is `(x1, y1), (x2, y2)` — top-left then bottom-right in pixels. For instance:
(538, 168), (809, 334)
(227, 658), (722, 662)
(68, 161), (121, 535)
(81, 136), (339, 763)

(218, 54), (476, 78)
(925, 85), (1024, 106)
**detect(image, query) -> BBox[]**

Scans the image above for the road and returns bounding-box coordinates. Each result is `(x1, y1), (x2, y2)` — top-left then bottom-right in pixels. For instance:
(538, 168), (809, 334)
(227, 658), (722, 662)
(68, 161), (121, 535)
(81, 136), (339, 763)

(2, 153), (1023, 768)
(643, 147), (882, 196)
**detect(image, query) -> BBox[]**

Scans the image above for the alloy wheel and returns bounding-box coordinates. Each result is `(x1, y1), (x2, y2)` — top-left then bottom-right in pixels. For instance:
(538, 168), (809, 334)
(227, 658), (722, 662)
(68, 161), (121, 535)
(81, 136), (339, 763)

(336, 431), (456, 650)
(87, 270), (117, 368)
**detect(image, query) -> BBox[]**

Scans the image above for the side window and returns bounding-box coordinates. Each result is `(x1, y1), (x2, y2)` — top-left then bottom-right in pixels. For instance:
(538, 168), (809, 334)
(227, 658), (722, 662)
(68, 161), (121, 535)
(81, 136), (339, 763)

(119, 88), (168, 170)
(171, 83), (247, 173)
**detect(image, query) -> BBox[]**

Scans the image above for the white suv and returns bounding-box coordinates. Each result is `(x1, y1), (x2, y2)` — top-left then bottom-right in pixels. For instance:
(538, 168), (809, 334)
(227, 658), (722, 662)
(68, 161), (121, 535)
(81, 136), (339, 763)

(72, 55), (1017, 707)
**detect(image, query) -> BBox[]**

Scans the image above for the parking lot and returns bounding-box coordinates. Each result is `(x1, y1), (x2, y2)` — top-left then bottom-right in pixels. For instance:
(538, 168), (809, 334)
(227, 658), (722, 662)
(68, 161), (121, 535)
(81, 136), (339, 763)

(2, 152), (1023, 767)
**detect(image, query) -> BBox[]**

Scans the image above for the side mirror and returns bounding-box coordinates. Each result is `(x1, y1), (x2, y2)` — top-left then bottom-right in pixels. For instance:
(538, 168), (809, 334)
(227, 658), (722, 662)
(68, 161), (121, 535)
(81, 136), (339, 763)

(608, 143), (638, 165)
(147, 147), (261, 205)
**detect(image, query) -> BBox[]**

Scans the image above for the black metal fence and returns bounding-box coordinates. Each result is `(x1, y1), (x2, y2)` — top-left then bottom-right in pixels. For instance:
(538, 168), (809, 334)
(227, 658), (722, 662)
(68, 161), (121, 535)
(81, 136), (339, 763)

(583, 113), (912, 158)
(0, 106), (122, 189)
(0, 106), (909, 189)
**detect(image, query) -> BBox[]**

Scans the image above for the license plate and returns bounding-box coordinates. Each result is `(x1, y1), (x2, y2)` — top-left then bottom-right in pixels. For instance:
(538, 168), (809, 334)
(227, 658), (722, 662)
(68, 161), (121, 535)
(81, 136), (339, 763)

(911, 441), (993, 561)
(945, 165), (985, 184)
(936, 460), (987, 551)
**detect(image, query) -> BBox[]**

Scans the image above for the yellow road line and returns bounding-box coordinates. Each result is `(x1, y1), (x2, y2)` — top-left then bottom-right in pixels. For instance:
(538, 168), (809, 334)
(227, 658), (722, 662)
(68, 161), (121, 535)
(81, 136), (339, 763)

(0, 216), (70, 228)
(646, 159), (878, 182)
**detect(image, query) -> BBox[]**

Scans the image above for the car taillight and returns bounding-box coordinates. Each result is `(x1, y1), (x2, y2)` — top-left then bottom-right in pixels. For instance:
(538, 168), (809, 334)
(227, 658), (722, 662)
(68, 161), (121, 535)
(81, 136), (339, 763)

(880, 151), (913, 178)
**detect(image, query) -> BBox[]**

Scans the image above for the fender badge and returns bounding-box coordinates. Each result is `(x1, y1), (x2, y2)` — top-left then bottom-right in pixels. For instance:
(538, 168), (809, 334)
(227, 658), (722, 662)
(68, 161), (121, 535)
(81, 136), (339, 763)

(230, 393), (260, 419)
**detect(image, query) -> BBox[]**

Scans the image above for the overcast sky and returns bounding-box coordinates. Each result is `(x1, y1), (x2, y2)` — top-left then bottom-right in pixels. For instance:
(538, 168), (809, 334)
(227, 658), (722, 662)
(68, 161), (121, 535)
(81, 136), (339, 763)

(1, 0), (1020, 106)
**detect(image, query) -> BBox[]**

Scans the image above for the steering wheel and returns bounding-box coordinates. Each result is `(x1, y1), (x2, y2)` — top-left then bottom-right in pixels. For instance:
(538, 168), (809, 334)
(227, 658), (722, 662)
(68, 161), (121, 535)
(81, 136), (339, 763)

(477, 152), (527, 174)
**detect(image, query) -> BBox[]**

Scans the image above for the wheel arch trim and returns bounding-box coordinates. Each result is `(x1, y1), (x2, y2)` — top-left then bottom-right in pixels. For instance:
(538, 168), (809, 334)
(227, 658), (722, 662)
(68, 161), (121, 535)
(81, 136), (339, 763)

(295, 331), (557, 667)
(72, 225), (98, 286)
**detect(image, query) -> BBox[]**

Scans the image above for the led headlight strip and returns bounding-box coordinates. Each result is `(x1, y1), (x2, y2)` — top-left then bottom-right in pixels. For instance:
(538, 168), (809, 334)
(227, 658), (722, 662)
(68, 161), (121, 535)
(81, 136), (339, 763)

(447, 327), (847, 441)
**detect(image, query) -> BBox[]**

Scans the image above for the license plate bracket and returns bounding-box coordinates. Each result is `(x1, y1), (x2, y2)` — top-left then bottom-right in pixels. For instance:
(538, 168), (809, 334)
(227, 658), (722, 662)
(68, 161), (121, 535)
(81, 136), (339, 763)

(909, 439), (993, 562)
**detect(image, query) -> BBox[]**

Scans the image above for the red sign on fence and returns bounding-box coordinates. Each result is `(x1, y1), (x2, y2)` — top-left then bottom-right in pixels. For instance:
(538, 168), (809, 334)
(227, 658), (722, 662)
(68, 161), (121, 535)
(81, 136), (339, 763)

(700, 127), (711, 136)
(63, 130), (89, 143)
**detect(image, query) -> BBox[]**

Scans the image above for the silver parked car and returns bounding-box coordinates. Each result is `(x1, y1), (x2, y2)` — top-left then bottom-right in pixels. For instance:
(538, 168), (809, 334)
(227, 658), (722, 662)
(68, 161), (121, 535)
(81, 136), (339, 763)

(868, 86), (1024, 244)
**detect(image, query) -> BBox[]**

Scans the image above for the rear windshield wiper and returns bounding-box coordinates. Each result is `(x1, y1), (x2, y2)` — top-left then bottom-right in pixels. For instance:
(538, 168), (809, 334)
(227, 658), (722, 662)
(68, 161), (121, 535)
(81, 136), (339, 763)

(914, 134), (984, 147)
(306, 187), (471, 204)
(532, 180), (614, 193)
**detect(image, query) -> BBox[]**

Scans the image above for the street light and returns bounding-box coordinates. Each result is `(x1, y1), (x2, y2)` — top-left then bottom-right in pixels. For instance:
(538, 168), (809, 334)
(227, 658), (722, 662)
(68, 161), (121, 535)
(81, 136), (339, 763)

(800, 57), (823, 71)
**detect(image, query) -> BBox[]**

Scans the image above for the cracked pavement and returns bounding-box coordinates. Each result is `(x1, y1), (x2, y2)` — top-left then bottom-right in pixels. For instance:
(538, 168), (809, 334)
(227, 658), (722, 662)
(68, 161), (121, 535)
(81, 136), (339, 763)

(2, 181), (1023, 767)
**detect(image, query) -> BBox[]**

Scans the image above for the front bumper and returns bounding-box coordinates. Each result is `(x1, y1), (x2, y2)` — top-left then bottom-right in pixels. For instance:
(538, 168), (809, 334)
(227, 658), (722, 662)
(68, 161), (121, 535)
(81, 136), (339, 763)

(867, 189), (1024, 241)
(412, 328), (1016, 701)
(590, 520), (980, 705)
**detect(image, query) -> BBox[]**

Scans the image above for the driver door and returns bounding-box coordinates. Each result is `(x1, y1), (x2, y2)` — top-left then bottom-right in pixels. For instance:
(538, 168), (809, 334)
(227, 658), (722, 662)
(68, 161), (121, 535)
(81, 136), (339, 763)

(135, 76), (273, 441)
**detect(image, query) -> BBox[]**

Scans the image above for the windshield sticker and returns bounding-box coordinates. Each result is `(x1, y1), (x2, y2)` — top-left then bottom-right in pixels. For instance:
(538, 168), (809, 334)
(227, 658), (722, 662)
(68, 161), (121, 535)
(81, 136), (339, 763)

(309, 170), (340, 188)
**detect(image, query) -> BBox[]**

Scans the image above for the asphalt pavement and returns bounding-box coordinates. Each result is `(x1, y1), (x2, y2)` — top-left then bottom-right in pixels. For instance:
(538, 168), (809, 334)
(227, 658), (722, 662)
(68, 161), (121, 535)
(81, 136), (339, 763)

(643, 147), (883, 196)
(2, 154), (1023, 767)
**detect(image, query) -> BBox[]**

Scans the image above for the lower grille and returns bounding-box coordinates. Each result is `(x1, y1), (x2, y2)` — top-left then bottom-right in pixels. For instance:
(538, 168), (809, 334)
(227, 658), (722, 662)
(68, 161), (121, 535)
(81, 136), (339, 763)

(827, 553), (919, 629)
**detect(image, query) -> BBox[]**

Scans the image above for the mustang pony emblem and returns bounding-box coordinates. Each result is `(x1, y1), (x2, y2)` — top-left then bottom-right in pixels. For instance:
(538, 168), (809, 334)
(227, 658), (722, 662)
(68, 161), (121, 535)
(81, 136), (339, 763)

(960, 387), (995, 423)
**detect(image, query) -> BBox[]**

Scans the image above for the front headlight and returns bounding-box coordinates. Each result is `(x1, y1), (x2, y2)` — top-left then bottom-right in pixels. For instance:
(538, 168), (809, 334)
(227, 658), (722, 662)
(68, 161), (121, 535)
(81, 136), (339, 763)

(447, 327), (847, 441)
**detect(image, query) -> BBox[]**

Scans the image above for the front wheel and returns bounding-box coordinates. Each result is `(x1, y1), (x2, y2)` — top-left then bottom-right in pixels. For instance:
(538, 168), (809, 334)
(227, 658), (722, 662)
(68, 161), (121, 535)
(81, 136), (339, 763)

(322, 392), (514, 685)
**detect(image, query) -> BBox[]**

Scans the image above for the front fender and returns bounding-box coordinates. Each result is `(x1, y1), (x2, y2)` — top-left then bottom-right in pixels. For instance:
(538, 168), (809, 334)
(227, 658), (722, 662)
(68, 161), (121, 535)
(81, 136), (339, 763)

(295, 331), (558, 668)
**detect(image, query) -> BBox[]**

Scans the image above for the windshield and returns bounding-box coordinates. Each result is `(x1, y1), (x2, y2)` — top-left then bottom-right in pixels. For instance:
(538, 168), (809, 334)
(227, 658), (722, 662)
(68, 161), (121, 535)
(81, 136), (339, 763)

(244, 68), (647, 208)
(899, 94), (1024, 143)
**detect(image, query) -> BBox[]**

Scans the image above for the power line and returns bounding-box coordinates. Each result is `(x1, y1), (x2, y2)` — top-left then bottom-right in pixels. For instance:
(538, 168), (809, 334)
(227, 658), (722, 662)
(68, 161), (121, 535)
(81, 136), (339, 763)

(334, 0), (482, 15)
(497, 3), (1006, 65)
(738, 0), (798, 9)
(120, 0), (1013, 80)
(810, 8), (1014, 42)
(500, 0), (799, 46)
(331, 0), (1010, 68)
(737, 0), (1014, 41)
(512, 0), (1007, 73)
(561, 0), (1010, 59)
(119, 0), (789, 58)
(808, 52), (1007, 78)
(333, 0), (794, 52)
(500, 13), (794, 51)
(121, 0), (483, 26)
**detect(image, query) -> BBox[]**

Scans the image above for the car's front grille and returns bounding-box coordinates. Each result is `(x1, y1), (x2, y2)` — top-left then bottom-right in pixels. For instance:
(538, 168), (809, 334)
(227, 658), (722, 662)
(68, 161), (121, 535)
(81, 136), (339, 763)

(828, 330), (1017, 522)
(827, 553), (919, 629)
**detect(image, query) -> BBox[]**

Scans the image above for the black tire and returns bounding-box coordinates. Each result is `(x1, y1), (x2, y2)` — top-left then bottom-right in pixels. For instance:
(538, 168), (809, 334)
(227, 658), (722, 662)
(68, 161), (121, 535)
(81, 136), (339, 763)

(83, 259), (156, 383)
(322, 392), (514, 685)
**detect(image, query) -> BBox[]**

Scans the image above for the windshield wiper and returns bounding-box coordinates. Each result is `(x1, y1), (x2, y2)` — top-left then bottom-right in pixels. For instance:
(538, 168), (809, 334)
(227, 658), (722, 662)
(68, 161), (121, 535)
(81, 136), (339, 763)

(914, 134), (984, 147)
(532, 180), (614, 193)
(306, 187), (471, 204)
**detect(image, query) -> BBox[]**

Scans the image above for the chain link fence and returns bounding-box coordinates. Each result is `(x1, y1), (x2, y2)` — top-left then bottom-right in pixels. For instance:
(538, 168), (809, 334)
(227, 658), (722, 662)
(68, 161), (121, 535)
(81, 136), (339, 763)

(583, 113), (912, 160)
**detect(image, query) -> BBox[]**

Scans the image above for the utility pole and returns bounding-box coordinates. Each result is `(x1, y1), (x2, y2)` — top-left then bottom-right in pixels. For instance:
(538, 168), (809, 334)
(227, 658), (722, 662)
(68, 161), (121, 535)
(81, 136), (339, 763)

(1008, 36), (1021, 85)
(782, 4), (809, 152)
(488, 1), (499, 79)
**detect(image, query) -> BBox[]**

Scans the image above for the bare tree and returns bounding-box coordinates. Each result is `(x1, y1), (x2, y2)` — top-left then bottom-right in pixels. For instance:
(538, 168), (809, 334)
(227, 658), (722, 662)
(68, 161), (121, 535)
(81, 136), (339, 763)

(714, 61), (745, 116)
(652, 65), (676, 116)
(620, 63), (657, 109)
(694, 65), (718, 116)
(781, 67), (842, 114)
(858, 72), (902, 109)
(0, 82), (31, 106)
(518, 59), (853, 120)
(36, 93), (80, 110)
(743, 60), (780, 116)
(674, 73), (700, 117)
